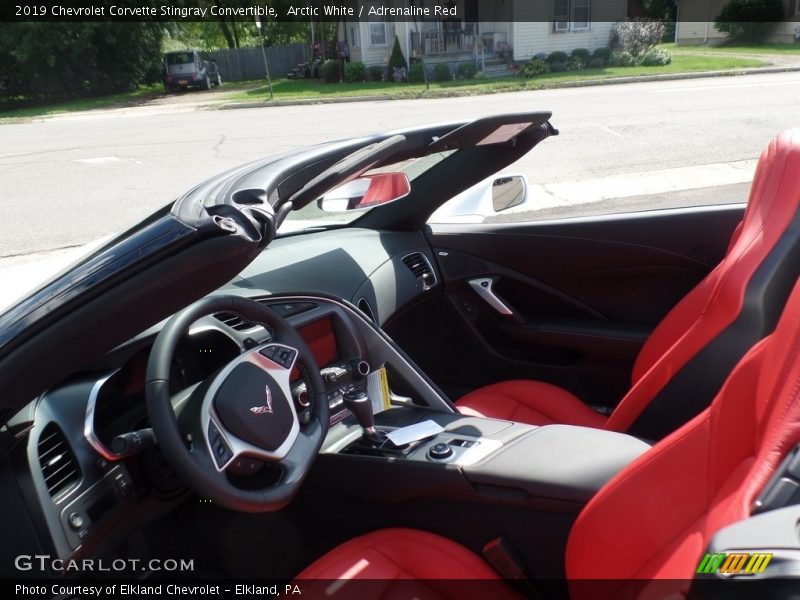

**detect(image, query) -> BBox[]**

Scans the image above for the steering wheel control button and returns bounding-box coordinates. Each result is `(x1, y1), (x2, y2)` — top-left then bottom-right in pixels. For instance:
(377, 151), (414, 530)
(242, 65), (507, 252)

(259, 345), (296, 369)
(259, 345), (279, 360)
(207, 422), (232, 468)
(68, 512), (84, 530)
(428, 442), (454, 460)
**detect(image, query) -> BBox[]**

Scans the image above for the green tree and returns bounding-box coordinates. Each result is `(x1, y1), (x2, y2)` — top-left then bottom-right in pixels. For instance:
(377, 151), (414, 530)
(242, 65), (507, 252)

(0, 22), (163, 100)
(387, 35), (407, 79)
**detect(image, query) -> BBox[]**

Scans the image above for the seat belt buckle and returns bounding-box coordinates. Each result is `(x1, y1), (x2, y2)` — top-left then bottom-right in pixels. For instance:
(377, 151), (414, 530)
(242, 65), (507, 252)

(482, 536), (527, 580)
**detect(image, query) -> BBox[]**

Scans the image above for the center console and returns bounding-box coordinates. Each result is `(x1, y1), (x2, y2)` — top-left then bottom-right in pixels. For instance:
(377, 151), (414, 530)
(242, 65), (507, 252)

(316, 407), (651, 512)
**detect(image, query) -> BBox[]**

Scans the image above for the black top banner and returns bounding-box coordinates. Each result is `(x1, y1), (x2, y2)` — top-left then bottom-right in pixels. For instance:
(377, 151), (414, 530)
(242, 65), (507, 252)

(1, 0), (786, 23)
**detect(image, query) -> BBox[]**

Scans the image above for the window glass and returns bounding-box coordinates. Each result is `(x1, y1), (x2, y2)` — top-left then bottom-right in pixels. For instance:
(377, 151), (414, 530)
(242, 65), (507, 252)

(369, 23), (388, 46)
(280, 151), (455, 233)
(349, 23), (361, 47)
(553, 0), (569, 31)
(572, 0), (590, 30)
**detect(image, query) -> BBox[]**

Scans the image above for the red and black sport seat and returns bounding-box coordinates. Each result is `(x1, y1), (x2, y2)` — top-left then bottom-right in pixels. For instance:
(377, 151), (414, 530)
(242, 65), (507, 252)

(458, 129), (800, 439)
(295, 272), (800, 598)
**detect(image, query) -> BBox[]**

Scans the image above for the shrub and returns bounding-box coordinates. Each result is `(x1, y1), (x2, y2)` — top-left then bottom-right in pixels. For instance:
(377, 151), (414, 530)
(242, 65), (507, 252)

(457, 62), (477, 80)
(343, 61), (365, 83)
(517, 58), (550, 78)
(320, 59), (341, 83)
(715, 0), (784, 41)
(387, 35), (408, 79)
(408, 61), (426, 83)
(550, 60), (568, 73)
(609, 20), (665, 58)
(588, 57), (606, 69)
(608, 51), (635, 67)
(432, 62), (452, 82)
(570, 48), (591, 64)
(592, 47), (611, 64)
(475, 70), (488, 80)
(547, 51), (569, 65)
(568, 56), (585, 71)
(641, 47), (672, 66)
(533, 52), (548, 61)
(367, 65), (385, 82)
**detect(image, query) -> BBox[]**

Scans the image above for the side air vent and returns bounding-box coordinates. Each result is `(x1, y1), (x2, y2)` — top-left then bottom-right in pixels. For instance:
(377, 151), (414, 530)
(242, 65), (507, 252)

(357, 298), (376, 322)
(401, 252), (437, 290)
(38, 424), (81, 499)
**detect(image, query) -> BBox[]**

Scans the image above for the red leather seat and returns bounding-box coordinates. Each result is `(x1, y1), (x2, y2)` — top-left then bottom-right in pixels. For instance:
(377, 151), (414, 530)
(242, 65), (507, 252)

(296, 276), (800, 598)
(459, 129), (800, 438)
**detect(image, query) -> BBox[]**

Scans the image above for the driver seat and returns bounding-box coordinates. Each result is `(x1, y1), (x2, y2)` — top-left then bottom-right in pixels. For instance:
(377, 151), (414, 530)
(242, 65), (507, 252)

(457, 129), (800, 440)
(294, 276), (800, 598)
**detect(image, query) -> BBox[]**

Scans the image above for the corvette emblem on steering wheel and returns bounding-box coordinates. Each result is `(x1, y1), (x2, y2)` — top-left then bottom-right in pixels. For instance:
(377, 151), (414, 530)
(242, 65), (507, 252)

(250, 385), (274, 415)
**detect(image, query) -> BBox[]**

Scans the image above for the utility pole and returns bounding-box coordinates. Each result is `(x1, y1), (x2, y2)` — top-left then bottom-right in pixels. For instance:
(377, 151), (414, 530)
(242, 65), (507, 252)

(255, 16), (274, 100)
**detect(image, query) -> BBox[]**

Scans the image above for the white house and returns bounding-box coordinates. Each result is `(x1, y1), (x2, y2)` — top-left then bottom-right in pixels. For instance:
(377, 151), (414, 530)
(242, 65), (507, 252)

(340, 0), (627, 68)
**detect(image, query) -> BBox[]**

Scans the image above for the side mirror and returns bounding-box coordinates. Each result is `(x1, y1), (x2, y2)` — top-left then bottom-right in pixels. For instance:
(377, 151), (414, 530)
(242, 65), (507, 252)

(491, 175), (526, 212)
(318, 172), (411, 212)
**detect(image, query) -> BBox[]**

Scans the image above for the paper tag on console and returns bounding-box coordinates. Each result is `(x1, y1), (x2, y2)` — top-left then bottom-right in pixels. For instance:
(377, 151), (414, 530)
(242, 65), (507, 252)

(385, 420), (444, 447)
(366, 366), (392, 414)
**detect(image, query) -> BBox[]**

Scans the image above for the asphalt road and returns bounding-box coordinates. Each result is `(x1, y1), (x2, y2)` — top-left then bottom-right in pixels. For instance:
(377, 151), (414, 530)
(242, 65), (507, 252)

(2, 71), (799, 260)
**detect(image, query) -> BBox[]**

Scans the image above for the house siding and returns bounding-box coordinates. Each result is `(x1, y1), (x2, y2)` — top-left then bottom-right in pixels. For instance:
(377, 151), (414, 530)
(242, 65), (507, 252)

(353, 22), (414, 68)
(512, 0), (626, 60)
(513, 21), (619, 60)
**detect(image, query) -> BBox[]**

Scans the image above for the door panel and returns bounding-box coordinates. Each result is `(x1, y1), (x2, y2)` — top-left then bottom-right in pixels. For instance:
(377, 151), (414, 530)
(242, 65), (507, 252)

(386, 204), (744, 409)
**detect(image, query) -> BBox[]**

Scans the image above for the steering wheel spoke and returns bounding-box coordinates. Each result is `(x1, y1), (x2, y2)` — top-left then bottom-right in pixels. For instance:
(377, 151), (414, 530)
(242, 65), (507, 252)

(146, 296), (328, 512)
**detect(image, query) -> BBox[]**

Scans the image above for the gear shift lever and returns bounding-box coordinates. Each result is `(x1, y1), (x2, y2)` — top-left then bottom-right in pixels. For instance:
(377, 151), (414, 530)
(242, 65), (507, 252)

(343, 389), (385, 444)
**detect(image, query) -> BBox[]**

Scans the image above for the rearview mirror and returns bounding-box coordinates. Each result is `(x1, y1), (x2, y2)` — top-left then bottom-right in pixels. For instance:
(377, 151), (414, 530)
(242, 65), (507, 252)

(491, 176), (526, 212)
(318, 172), (411, 212)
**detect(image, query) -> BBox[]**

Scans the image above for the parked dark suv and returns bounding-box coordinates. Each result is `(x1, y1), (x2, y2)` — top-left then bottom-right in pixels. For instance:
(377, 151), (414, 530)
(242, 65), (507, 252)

(162, 50), (221, 92)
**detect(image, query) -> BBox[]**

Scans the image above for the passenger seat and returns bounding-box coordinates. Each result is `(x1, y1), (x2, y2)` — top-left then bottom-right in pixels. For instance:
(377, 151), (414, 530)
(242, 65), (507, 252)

(458, 129), (800, 439)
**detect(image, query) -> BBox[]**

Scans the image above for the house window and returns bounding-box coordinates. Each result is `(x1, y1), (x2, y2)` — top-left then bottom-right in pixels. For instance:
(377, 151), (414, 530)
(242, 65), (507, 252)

(369, 22), (388, 46)
(553, 0), (591, 32)
(796, 0), (800, 15)
(349, 23), (360, 48)
(572, 0), (590, 30)
(553, 0), (570, 31)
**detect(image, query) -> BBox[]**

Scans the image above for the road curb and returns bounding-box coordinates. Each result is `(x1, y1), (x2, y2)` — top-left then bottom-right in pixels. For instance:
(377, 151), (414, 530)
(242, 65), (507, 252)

(216, 65), (800, 110)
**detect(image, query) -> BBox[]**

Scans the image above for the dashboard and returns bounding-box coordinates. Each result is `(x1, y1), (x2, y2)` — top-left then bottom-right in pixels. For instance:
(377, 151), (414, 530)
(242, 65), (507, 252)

(7, 228), (446, 569)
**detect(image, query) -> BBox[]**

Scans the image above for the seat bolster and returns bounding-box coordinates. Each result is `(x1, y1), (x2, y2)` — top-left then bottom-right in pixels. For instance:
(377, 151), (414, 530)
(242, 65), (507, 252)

(294, 528), (521, 599)
(457, 380), (607, 428)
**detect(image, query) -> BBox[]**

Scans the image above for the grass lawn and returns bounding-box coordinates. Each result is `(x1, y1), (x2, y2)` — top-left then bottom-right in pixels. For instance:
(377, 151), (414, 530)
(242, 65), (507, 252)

(226, 54), (767, 103)
(0, 53), (768, 121)
(0, 84), (163, 121)
(0, 79), (259, 122)
(665, 42), (800, 55)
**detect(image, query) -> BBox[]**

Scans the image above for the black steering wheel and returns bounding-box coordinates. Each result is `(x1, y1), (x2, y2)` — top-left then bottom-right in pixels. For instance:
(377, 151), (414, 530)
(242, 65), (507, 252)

(145, 296), (329, 512)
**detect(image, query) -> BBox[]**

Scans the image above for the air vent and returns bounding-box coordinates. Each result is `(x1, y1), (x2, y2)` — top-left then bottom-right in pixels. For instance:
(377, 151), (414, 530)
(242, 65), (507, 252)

(401, 252), (436, 290)
(38, 424), (80, 498)
(213, 311), (257, 331)
(357, 298), (376, 322)
(214, 299), (319, 331)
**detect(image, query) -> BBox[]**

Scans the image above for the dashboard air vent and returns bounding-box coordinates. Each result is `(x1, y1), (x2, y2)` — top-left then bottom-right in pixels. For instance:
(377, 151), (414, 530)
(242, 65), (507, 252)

(401, 252), (436, 290)
(213, 311), (256, 331)
(357, 298), (376, 322)
(38, 423), (80, 498)
(214, 299), (319, 331)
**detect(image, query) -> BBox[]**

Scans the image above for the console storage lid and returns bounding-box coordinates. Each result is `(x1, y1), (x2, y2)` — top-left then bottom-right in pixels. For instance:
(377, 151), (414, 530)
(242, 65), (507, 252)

(462, 424), (651, 504)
